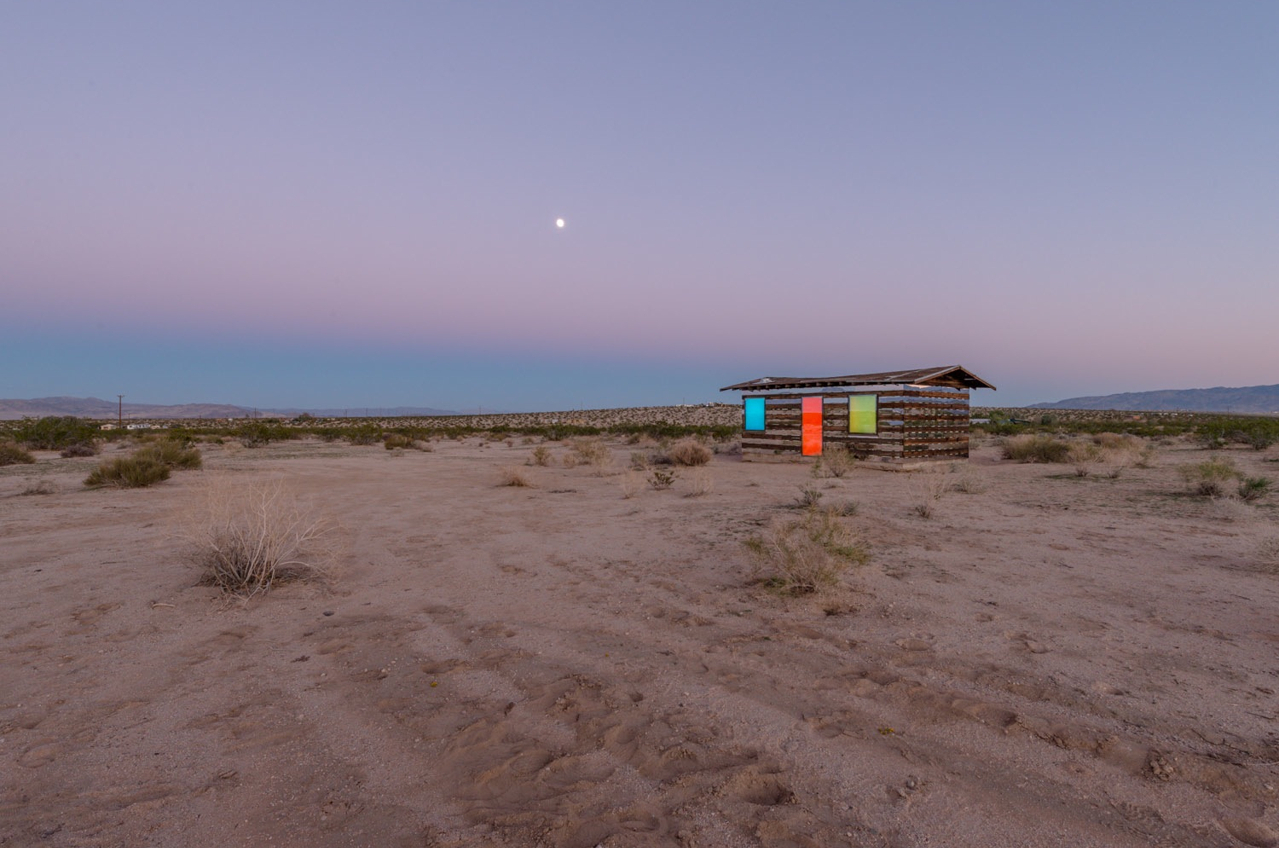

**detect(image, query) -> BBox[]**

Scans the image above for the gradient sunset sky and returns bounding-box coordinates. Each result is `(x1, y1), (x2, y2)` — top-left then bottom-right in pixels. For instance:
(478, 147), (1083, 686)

(3, 2), (1275, 411)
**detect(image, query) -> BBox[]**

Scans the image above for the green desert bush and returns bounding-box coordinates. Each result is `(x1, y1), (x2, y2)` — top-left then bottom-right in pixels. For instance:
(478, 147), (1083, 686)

(344, 424), (383, 446)
(1001, 434), (1072, 463)
(0, 442), (37, 466)
(744, 508), (869, 596)
(136, 439), (202, 469)
(1197, 417), (1279, 451)
(85, 455), (171, 488)
(184, 476), (336, 597)
(1237, 476), (1272, 503)
(1180, 458), (1240, 497)
(15, 416), (98, 450)
(1243, 430), (1278, 451)
(648, 467), (677, 490)
(236, 421), (297, 448)
(84, 440), (200, 487)
(667, 439), (712, 467)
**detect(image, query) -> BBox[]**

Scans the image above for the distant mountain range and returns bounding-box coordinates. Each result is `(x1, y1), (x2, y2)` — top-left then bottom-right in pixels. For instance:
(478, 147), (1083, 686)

(0, 396), (459, 421)
(1031, 384), (1279, 414)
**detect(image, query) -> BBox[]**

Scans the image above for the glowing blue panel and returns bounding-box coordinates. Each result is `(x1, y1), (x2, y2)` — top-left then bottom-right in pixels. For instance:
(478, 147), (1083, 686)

(744, 397), (765, 431)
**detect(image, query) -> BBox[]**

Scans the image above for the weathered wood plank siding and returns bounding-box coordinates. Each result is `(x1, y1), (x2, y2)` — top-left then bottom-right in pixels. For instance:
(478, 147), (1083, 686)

(740, 387), (971, 462)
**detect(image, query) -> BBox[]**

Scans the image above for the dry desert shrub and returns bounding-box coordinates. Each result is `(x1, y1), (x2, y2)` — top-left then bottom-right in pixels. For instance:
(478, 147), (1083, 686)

(912, 475), (947, 519)
(619, 470), (644, 499)
(571, 438), (613, 470)
(182, 476), (336, 597)
(744, 508), (869, 596)
(685, 468), (714, 498)
(713, 439), (742, 457)
(949, 471), (986, 494)
(1206, 496), (1254, 523)
(667, 439), (712, 467)
(21, 479), (57, 496)
(1093, 432), (1143, 451)
(1001, 434), (1072, 463)
(528, 446), (553, 466)
(1087, 433), (1151, 475)
(59, 442), (99, 458)
(629, 451), (651, 471)
(812, 447), (856, 478)
(793, 484), (824, 510)
(384, 433), (430, 451)
(1180, 458), (1240, 497)
(561, 452), (579, 468)
(1067, 441), (1102, 477)
(498, 467), (535, 488)
(0, 442), (37, 466)
(1257, 537), (1279, 574)
(830, 500), (859, 516)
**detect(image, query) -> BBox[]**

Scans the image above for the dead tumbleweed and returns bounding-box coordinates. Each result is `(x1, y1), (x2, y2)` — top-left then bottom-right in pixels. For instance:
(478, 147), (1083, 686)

(181, 476), (337, 597)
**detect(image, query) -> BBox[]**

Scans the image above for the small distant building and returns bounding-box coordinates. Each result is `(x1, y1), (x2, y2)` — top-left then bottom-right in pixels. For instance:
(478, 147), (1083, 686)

(720, 365), (995, 465)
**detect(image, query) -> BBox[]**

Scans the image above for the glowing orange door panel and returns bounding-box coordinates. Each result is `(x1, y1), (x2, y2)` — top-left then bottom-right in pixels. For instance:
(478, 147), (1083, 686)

(801, 397), (823, 456)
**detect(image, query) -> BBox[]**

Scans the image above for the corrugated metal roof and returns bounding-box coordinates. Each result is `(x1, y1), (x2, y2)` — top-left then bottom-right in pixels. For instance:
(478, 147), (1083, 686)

(720, 365), (995, 392)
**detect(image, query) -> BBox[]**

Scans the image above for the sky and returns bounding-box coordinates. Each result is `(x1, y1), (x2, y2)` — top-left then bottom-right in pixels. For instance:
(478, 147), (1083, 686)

(2, 1), (1276, 411)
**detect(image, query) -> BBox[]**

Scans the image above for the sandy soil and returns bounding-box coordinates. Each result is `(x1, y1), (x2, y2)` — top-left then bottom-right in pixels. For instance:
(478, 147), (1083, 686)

(2, 434), (1278, 847)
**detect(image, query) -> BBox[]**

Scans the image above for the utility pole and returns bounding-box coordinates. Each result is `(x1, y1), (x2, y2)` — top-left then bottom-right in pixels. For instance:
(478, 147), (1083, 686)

(118, 395), (124, 427)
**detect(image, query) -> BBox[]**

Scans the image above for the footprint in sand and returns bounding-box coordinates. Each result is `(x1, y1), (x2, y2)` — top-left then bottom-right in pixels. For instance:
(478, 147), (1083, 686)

(17, 741), (61, 768)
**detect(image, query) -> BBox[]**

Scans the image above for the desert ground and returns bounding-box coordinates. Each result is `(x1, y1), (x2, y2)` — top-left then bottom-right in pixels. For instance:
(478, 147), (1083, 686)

(2, 430), (1278, 847)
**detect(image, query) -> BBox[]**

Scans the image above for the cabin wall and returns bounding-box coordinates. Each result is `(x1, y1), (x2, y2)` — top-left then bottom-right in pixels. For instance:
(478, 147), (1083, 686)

(740, 387), (971, 462)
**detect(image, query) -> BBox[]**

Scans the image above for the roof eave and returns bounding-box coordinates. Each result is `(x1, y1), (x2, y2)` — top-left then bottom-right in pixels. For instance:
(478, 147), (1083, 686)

(720, 365), (996, 393)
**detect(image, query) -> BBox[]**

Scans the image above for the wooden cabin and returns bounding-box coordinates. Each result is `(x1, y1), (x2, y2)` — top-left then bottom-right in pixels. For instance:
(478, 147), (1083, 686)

(720, 365), (995, 464)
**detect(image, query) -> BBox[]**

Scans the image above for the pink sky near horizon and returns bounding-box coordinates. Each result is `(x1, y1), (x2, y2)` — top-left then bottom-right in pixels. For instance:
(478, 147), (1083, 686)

(2, 2), (1276, 409)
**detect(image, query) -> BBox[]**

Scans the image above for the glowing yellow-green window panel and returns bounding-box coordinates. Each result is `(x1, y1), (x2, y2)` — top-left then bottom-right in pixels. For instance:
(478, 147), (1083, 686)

(849, 395), (877, 434)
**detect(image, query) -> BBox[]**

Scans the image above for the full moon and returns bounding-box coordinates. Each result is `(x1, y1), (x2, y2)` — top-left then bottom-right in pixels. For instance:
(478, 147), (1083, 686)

(555, 218), (565, 228)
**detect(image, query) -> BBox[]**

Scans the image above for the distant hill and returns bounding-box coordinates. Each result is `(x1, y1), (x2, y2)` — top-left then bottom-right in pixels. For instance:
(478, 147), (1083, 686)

(0, 396), (459, 420)
(263, 406), (462, 418)
(1031, 384), (1279, 415)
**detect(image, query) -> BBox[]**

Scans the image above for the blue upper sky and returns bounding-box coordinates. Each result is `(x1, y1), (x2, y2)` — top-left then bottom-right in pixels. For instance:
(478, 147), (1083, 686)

(3, 2), (1275, 410)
